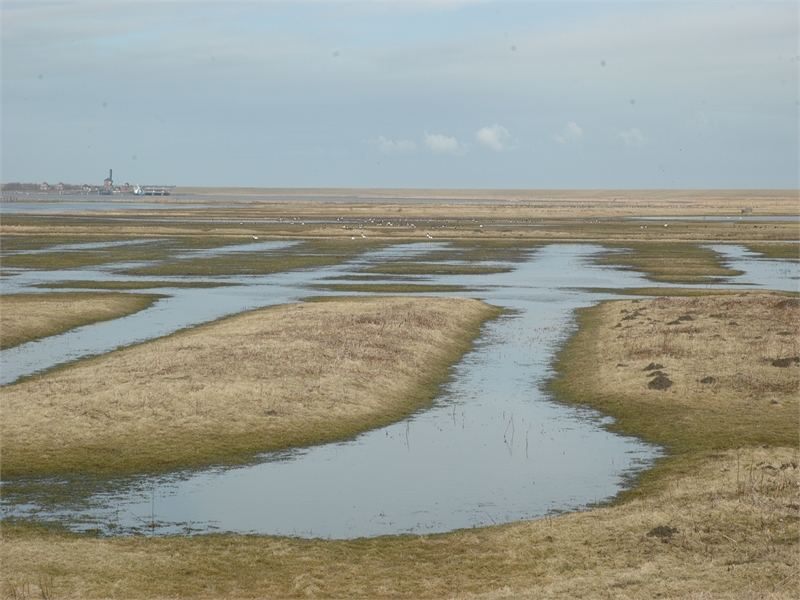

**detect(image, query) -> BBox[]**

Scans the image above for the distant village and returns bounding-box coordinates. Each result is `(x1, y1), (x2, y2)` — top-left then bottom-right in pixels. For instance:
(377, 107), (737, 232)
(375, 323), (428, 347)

(2, 170), (173, 196)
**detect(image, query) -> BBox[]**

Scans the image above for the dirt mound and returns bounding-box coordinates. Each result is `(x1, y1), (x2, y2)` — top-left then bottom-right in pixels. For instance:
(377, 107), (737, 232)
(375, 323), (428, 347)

(647, 525), (678, 539)
(648, 373), (673, 390)
(776, 298), (800, 309)
(667, 315), (694, 325)
(643, 362), (665, 371)
(771, 356), (800, 368)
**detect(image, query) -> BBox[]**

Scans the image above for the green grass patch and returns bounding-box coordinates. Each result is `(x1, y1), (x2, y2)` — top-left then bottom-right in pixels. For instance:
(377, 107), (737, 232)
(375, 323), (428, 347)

(120, 239), (387, 277)
(0, 235), (255, 271)
(428, 239), (542, 262)
(360, 262), (512, 276)
(34, 281), (240, 290)
(743, 242), (800, 260)
(595, 243), (743, 283)
(315, 283), (468, 294)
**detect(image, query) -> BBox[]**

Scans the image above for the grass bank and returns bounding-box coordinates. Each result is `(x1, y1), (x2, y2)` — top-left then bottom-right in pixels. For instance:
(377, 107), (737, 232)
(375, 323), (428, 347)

(1, 293), (798, 598)
(549, 293), (798, 458)
(0, 292), (163, 350)
(1, 297), (499, 478)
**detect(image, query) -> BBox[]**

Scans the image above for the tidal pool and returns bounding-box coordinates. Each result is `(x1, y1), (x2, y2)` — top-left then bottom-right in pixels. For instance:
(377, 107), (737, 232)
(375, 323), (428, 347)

(1, 242), (797, 538)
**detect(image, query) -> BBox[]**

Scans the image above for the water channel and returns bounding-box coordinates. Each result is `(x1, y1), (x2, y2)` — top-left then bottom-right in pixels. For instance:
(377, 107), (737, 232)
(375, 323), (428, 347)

(1, 235), (797, 538)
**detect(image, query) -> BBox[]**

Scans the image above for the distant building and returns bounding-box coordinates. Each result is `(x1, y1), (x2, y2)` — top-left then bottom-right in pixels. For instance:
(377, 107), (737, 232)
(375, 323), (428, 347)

(40, 182), (50, 190)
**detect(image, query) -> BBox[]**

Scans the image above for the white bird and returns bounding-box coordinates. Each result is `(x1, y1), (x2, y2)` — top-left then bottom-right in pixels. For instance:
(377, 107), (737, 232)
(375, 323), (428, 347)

(426, 233), (433, 239)
(351, 236), (355, 240)
(252, 235), (259, 240)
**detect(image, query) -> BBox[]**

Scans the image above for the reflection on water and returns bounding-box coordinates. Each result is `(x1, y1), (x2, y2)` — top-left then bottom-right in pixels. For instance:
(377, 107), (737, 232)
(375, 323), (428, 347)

(1, 241), (797, 539)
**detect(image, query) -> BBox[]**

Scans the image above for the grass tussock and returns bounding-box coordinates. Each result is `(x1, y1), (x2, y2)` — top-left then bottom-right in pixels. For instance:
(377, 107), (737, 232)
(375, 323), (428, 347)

(0, 297), (499, 477)
(0, 293), (162, 350)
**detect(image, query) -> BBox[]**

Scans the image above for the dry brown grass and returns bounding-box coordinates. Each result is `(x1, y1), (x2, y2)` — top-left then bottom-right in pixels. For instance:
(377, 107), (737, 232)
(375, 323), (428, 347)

(0, 293), (161, 350)
(600, 294), (799, 399)
(0, 297), (498, 477)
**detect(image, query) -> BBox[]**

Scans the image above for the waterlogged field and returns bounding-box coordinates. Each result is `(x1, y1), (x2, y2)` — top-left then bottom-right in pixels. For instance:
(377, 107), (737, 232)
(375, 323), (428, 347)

(1, 191), (798, 598)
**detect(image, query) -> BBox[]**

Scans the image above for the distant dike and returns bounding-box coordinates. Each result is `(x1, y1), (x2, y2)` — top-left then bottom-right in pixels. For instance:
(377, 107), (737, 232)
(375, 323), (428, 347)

(171, 187), (799, 201)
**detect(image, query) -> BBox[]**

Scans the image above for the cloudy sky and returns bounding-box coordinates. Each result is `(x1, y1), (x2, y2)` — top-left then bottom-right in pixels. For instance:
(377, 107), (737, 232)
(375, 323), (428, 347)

(2, 1), (797, 189)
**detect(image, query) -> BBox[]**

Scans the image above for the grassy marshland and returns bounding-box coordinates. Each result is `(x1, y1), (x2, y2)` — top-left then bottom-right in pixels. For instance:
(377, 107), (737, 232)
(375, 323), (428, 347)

(2, 293), (798, 599)
(1, 296), (499, 478)
(1, 192), (798, 598)
(0, 292), (163, 350)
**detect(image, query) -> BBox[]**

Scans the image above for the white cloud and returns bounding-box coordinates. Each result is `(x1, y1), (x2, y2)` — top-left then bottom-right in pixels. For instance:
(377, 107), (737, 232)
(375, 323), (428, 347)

(368, 135), (417, 154)
(424, 133), (465, 155)
(476, 124), (510, 151)
(618, 128), (646, 147)
(552, 122), (582, 144)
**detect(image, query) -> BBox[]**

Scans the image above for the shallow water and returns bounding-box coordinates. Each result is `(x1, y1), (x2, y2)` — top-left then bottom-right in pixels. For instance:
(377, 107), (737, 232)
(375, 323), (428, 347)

(1, 241), (797, 538)
(708, 245), (800, 291)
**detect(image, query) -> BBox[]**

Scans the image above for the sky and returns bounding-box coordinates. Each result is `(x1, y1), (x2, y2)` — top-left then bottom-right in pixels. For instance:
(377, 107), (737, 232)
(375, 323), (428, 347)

(2, 1), (798, 189)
